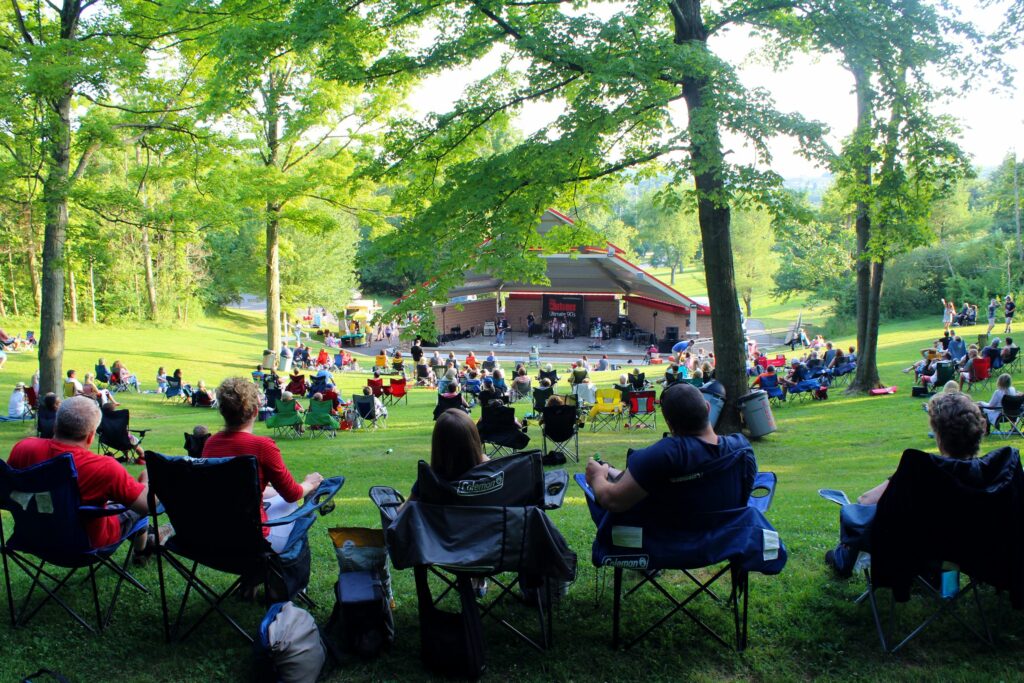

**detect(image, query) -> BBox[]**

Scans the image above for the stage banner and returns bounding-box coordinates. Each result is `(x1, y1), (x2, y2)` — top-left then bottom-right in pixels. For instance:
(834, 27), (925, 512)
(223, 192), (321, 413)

(543, 295), (584, 333)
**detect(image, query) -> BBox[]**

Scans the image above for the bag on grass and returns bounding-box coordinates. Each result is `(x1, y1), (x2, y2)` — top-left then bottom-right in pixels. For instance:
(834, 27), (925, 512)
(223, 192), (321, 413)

(813, 386), (828, 400)
(327, 527), (395, 659)
(254, 601), (326, 683)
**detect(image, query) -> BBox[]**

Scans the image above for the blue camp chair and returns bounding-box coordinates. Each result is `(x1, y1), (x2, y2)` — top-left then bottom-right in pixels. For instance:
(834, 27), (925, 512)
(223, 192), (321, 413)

(757, 373), (786, 405)
(145, 452), (342, 643)
(575, 443), (785, 651)
(788, 378), (822, 403)
(0, 453), (148, 632)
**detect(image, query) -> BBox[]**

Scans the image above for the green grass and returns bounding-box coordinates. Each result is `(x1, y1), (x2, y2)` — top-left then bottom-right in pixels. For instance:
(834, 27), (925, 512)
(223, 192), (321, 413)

(0, 310), (1020, 681)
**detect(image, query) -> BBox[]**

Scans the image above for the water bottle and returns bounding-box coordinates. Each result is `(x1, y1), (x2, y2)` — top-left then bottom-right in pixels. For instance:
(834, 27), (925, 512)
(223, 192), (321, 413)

(384, 448), (393, 456)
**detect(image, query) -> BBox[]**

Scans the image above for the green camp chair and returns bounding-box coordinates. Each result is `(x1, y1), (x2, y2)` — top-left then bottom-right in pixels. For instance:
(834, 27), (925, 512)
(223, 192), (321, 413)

(266, 399), (304, 438)
(932, 360), (955, 388)
(304, 400), (339, 439)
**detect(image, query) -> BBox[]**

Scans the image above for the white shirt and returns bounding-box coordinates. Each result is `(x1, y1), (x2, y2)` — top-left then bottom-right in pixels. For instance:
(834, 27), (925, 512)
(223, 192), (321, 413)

(66, 378), (83, 393)
(8, 389), (26, 418)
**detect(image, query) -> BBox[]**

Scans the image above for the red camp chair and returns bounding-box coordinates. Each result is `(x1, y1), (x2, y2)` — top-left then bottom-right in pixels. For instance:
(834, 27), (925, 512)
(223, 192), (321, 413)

(367, 377), (384, 398)
(627, 391), (657, 430)
(24, 387), (38, 411)
(966, 356), (992, 393)
(382, 377), (408, 406)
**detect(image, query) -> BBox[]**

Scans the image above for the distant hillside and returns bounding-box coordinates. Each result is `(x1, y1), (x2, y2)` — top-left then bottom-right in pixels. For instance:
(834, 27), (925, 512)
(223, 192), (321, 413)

(783, 173), (833, 206)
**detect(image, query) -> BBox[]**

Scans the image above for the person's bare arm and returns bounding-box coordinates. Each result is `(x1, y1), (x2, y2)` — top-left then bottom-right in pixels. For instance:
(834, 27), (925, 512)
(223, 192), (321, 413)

(299, 472), (324, 498)
(858, 480), (889, 506)
(585, 459), (647, 513)
(129, 485), (150, 515)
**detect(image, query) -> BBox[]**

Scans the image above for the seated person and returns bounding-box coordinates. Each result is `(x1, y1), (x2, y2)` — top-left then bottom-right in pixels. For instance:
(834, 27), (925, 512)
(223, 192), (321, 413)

(95, 358), (112, 383)
(80, 375), (118, 407)
(465, 352), (478, 371)
(491, 368), (509, 395)
(512, 367), (532, 395)
(957, 348), (980, 390)
(262, 370), (281, 393)
(316, 348), (331, 368)
(478, 398), (526, 432)
(111, 360), (141, 390)
(644, 344), (658, 363)
(375, 349), (388, 367)
(822, 343), (836, 367)
(826, 348), (846, 371)
(596, 355), (611, 372)
(750, 364), (781, 393)
(361, 385), (389, 420)
(157, 366), (170, 393)
(7, 382), (29, 419)
(947, 335), (967, 363)
(7, 396), (153, 553)
(662, 364), (680, 386)
(613, 373), (633, 404)
(462, 370), (482, 396)
(539, 394), (566, 427)
(203, 379), (323, 552)
(437, 368), (458, 395)
(392, 350), (405, 373)
(825, 392), (988, 577)
(1002, 337), (1019, 364)
(477, 377), (503, 406)
(192, 380), (217, 407)
(780, 361), (808, 390)
(979, 373), (1016, 428)
(100, 402), (145, 461)
(36, 393), (60, 438)
(65, 369), (84, 395)
(982, 339), (1003, 370)
(570, 361), (590, 385)
(584, 383), (753, 515)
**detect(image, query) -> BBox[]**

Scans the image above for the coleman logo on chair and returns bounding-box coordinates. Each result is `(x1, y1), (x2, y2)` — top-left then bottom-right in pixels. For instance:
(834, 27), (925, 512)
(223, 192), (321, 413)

(601, 554), (650, 569)
(455, 472), (505, 496)
(669, 472), (703, 483)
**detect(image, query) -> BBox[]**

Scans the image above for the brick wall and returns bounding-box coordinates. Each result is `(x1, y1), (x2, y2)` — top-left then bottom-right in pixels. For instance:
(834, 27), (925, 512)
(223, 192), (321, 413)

(431, 298), (499, 335)
(627, 301), (713, 339)
(505, 295), (620, 332)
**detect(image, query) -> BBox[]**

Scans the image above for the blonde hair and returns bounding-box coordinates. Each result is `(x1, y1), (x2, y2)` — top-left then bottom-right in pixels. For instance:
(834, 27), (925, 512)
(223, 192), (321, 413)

(997, 373), (1013, 390)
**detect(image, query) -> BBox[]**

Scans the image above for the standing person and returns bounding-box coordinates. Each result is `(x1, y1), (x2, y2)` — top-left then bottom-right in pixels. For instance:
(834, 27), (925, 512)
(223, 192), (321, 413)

(385, 322), (393, 346)
(1005, 295), (1016, 334)
(987, 297), (999, 336)
(941, 298), (955, 333)
(527, 312), (536, 338)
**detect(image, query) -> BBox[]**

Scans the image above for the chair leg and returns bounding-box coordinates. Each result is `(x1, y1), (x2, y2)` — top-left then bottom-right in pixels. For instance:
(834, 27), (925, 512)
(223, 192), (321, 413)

(612, 567), (622, 649)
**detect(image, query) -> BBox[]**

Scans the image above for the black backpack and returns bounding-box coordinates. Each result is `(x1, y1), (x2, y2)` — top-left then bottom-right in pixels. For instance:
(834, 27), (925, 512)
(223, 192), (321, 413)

(326, 528), (395, 660)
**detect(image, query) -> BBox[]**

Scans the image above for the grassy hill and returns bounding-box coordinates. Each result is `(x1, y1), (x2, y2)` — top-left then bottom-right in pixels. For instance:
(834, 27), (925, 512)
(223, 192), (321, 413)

(0, 310), (1018, 682)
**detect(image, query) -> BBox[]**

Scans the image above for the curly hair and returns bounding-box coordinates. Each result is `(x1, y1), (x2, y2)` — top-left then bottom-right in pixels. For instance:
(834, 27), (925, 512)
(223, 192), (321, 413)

(216, 377), (261, 429)
(928, 391), (986, 458)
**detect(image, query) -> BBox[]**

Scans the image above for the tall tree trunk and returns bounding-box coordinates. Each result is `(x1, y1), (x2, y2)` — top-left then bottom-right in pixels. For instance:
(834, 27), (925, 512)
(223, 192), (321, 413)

(68, 265), (78, 323)
(857, 260), (884, 387)
(24, 205), (41, 315)
(141, 225), (158, 320)
(848, 64), (880, 393)
(6, 249), (18, 316)
(38, 92), (72, 396)
(1014, 152), (1022, 264)
(0, 255), (6, 318)
(674, 0), (746, 434)
(264, 71), (283, 353)
(89, 259), (97, 323)
(670, 262), (677, 284)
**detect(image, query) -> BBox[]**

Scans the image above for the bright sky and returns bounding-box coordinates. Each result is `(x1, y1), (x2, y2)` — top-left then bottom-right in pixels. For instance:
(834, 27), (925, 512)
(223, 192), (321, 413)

(406, 1), (1023, 179)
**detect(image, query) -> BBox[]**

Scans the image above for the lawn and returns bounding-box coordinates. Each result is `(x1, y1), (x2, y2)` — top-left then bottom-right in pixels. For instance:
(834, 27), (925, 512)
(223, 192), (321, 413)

(0, 310), (1020, 682)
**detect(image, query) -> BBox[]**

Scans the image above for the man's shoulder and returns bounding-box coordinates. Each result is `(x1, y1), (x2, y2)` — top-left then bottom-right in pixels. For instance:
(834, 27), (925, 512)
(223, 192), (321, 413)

(8, 437), (53, 463)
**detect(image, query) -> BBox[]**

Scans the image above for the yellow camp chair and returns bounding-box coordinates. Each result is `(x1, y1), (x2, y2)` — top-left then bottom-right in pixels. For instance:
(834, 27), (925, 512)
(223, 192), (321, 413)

(589, 388), (624, 431)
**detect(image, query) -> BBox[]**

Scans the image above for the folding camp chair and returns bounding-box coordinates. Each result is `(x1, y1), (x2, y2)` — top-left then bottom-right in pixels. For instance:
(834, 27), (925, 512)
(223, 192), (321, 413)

(382, 377), (408, 406)
(97, 409), (149, 464)
(966, 357), (992, 393)
(164, 377), (185, 402)
(992, 394), (1024, 438)
(1006, 346), (1021, 374)
(542, 404), (579, 463)
(94, 365), (111, 387)
(510, 379), (532, 403)
(537, 369), (560, 387)
(823, 448), (1024, 653)
(415, 364), (434, 386)
(830, 362), (856, 388)
(353, 395), (386, 429)
(332, 353), (345, 372)
(757, 373), (786, 405)
(478, 404), (530, 457)
(369, 451), (574, 670)
(107, 373), (131, 394)
(787, 378), (821, 403)
(266, 399), (304, 438)
(0, 454), (148, 633)
(481, 359), (496, 373)
(145, 453), (342, 643)
(183, 432), (211, 458)
(629, 372), (649, 391)
(531, 386), (554, 418)
(367, 377), (384, 398)
(433, 393), (470, 420)
(304, 400), (340, 438)
(575, 443), (785, 652)
(589, 389), (624, 432)
(63, 382), (77, 398)
(37, 407), (57, 439)
(528, 349), (541, 368)
(627, 391), (657, 430)
(23, 387), (38, 419)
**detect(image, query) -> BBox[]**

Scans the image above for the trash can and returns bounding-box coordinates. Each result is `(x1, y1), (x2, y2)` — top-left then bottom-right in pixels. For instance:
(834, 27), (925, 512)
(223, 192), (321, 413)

(262, 349), (276, 369)
(279, 354), (293, 373)
(700, 380), (726, 429)
(738, 390), (776, 438)
(978, 334), (989, 348)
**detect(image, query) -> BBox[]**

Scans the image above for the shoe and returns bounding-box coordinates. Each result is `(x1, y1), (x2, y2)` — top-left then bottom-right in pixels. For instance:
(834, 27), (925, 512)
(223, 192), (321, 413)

(825, 545), (853, 579)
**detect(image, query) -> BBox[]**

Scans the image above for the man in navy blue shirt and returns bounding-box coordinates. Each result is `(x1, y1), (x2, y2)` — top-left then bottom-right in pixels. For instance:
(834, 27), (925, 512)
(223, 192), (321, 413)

(585, 383), (754, 516)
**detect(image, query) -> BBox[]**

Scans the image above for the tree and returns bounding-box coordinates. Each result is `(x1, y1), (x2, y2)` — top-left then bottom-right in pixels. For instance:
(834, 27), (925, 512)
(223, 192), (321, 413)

(732, 208), (777, 317)
(336, 0), (826, 432)
(785, 0), (984, 393)
(635, 188), (701, 283)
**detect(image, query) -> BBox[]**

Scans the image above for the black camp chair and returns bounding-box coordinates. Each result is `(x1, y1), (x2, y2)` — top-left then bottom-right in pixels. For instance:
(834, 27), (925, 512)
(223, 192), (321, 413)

(531, 386), (554, 416)
(36, 406), (57, 439)
(992, 394), (1024, 438)
(478, 404), (530, 458)
(0, 453), (148, 633)
(629, 372), (649, 391)
(353, 395), (386, 429)
(97, 409), (149, 464)
(542, 404), (579, 463)
(537, 369), (560, 387)
(433, 393), (470, 420)
(369, 451), (574, 676)
(145, 452), (342, 643)
(183, 432), (211, 458)
(575, 441), (784, 651)
(829, 448), (1024, 653)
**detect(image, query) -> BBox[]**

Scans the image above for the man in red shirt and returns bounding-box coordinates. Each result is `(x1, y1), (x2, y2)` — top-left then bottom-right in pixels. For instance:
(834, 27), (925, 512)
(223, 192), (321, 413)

(7, 396), (150, 549)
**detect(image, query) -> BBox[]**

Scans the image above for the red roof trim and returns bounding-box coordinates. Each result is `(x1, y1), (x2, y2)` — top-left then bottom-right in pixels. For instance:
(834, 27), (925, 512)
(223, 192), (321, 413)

(507, 292), (616, 301)
(612, 254), (709, 312)
(626, 294), (710, 316)
(545, 208), (575, 224)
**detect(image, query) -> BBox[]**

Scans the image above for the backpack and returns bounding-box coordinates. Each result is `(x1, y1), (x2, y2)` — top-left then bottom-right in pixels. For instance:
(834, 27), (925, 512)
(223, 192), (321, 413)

(254, 602), (327, 683)
(813, 385), (828, 400)
(326, 528), (395, 660)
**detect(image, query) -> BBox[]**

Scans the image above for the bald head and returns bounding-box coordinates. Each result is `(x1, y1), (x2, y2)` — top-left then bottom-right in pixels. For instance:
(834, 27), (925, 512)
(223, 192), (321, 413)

(55, 396), (102, 442)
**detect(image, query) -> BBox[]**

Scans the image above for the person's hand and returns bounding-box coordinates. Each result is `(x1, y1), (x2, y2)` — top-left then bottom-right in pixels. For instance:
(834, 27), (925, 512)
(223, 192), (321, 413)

(303, 472), (324, 490)
(585, 458), (609, 486)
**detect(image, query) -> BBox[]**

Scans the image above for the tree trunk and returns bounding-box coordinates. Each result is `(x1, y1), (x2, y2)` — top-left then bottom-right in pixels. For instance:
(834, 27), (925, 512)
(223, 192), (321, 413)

(38, 92), (72, 396)
(89, 259), (97, 323)
(854, 260), (884, 388)
(266, 208), (282, 352)
(24, 205), (41, 315)
(6, 249), (18, 316)
(0, 256), (6, 318)
(141, 225), (158, 320)
(670, 262), (677, 284)
(1014, 153), (1022, 264)
(674, 0), (746, 434)
(68, 265), (78, 323)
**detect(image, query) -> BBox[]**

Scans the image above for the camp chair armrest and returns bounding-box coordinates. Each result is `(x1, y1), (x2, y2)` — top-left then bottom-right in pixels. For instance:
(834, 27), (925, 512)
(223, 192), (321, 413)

(544, 470), (569, 509)
(263, 475), (344, 527)
(748, 471), (778, 513)
(573, 472), (597, 503)
(79, 504), (128, 518)
(130, 429), (150, 436)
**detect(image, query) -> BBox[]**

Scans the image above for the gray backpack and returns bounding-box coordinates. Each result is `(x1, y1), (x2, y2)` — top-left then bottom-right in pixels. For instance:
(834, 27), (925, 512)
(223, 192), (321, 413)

(254, 601), (327, 683)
